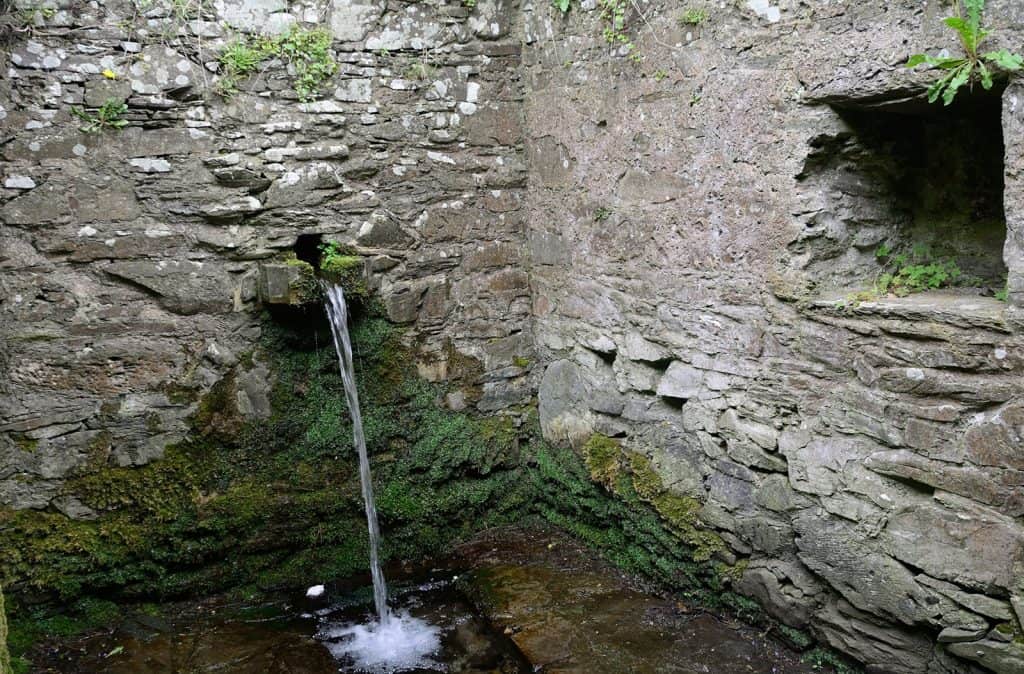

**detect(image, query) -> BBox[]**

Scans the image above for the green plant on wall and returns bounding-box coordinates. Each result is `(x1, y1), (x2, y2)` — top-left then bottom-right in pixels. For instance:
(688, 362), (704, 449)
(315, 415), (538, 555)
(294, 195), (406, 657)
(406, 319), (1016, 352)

(216, 25), (338, 102)
(871, 243), (963, 296)
(906, 0), (1023, 105)
(216, 38), (265, 96)
(70, 99), (129, 133)
(551, 0), (640, 61)
(679, 8), (707, 26)
(318, 242), (369, 302)
(1, 585), (10, 674)
(599, 0), (639, 61)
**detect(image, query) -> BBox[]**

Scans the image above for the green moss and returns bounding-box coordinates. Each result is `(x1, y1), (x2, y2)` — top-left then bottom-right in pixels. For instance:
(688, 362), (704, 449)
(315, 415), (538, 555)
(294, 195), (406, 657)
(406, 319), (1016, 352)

(12, 437), (37, 453)
(582, 434), (622, 488)
(1, 585), (10, 674)
(626, 451), (663, 501)
(652, 493), (724, 562)
(778, 624), (814, 650)
(281, 254), (319, 304)
(7, 597), (121, 672)
(319, 243), (368, 302)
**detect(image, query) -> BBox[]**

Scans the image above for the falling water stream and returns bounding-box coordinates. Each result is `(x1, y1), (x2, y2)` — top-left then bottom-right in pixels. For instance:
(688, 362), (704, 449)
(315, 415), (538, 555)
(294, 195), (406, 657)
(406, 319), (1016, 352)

(324, 284), (390, 624)
(322, 284), (441, 672)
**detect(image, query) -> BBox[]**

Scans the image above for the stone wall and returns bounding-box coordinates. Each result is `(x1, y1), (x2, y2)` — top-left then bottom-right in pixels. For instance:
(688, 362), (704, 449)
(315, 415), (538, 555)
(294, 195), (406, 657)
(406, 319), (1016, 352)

(4, 0), (1024, 671)
(0, 0), (531, 514)
(527, 1), (1024, 672)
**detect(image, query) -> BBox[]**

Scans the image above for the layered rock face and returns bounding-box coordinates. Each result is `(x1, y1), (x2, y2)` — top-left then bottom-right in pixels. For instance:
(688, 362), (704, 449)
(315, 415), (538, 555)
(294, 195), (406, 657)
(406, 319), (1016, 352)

(527, 1), (1024, 672)
(3, 0), (1024, 672)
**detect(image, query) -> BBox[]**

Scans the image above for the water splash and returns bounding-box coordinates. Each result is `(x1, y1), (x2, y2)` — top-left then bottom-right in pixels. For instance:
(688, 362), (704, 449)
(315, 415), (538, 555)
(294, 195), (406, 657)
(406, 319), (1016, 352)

(321, 611), (442, 673)
(324, 284), (390, 624)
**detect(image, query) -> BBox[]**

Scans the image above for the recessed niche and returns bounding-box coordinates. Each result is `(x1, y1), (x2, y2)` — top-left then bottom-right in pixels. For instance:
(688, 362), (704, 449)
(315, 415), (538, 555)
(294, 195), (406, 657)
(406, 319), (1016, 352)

(789, 88), (1009, 295)
(293, 233), (323, 267)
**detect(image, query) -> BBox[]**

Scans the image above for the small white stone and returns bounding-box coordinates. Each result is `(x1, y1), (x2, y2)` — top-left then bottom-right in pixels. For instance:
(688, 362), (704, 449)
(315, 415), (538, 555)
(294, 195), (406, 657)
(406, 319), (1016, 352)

(129, 158), (172, 173)
(78, 225), (97, 237)
(994, 348), (1007, 360)
(72, 144), (87, 156)
(4, 175), (36, 189)
(306, 584), (325, 598)
(905, 368), (926, 382)
(427, 151), (455, 165)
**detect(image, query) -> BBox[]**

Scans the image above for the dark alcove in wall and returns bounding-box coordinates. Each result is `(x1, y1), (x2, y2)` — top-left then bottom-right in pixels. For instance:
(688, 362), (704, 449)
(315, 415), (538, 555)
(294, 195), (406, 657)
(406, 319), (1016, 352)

(792, 87), (1009, 292)
(293, 232), (324, 267)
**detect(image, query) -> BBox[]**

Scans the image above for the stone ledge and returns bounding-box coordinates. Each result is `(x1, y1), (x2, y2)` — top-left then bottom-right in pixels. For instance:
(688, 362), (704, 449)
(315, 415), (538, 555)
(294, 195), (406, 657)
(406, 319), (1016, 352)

(808, 292), (1011, 333)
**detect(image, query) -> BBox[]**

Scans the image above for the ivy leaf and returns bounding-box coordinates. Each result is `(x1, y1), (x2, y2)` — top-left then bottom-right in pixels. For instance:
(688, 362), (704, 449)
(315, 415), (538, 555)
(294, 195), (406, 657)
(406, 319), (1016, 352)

(983, 49), (1024, 71)
(553, 0), (570, 13)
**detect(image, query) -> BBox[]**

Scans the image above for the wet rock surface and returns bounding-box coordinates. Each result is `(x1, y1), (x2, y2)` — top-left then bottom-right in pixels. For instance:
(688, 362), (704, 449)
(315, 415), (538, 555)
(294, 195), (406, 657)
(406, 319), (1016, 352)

(29, 527), (815, 673)
(455, 528), (817, 674)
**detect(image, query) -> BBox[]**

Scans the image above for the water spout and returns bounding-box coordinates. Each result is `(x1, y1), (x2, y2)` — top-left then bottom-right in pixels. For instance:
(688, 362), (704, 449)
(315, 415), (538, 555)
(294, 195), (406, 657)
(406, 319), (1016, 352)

(324, 284), (390, 625)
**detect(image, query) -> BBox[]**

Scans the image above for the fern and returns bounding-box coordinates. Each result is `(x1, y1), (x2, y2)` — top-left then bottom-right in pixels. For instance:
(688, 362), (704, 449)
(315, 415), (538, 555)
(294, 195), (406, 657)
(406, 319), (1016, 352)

(906, 0), (1022, 105)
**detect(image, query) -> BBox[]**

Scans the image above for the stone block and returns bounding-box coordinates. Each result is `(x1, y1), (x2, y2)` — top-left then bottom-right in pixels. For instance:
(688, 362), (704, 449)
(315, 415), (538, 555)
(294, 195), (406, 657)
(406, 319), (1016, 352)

(656, 361), (703, 400)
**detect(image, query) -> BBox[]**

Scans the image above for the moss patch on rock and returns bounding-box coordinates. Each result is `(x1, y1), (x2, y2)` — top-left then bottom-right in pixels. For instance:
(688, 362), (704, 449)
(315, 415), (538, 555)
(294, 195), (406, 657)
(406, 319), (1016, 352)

(1, 314), (531, 666)
(1, 585), (10, 674)
(318, 242), (368, 303)
(3, 324), (771, 670)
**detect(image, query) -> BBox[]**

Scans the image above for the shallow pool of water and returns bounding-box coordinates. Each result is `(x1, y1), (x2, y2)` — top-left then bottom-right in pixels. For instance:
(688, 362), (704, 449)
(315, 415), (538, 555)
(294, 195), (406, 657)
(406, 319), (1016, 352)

(30, 527), (819, 674)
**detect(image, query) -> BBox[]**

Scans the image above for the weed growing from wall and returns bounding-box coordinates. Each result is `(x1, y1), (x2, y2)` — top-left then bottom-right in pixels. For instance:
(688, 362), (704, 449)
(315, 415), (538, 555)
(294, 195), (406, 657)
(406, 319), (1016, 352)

(551, 0), (641, 61)
(907, 0), (1022, 105)
(70, 99), (129, 133)
(679, 8), (707, 26)
(872, 243), (964, 296)
(216, 25), (338, 101)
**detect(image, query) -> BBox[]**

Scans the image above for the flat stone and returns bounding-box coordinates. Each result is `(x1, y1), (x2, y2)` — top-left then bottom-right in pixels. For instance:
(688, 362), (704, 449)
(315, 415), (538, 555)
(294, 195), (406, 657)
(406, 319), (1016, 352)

(878, 493), (1024, 593)
(947, 639), (1024, 673)
(937, 626), (990, 643)
(334, 79), (373, 103)
(104, 260), (236, 315)
(656, 361), (703, 400)
(329, 0), (383, 41)
(129, 158), (172, 173)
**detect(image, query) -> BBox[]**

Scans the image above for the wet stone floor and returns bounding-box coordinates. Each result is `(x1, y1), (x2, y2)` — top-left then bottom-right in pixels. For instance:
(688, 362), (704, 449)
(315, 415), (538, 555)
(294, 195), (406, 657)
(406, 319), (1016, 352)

(33, 527), (817, 673)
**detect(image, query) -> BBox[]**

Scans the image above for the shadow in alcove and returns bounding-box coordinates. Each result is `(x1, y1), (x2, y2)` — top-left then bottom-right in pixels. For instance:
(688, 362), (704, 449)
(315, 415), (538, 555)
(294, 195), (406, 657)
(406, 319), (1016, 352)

(843, 87), (1007, 281)
(795, 85), (1009, 292)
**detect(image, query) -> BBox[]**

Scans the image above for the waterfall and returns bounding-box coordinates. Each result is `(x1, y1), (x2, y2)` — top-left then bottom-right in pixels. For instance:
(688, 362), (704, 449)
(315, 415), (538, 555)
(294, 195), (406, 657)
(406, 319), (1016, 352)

(324, 284), (390, 625)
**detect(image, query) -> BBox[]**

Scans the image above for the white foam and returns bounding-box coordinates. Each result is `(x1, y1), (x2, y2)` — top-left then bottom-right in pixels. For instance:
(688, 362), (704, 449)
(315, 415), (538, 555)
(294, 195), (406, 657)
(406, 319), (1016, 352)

(325, 612), (442, 673)
(306, 584), (325, 598)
